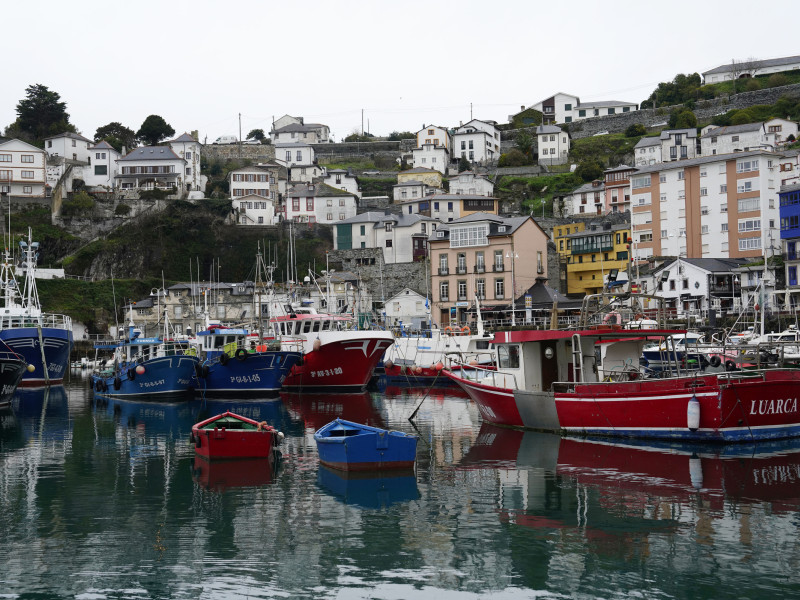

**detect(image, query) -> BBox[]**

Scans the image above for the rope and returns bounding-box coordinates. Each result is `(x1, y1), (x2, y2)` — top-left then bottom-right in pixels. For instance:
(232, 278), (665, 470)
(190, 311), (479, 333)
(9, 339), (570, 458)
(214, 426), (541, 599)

(408, 368), (442, 422)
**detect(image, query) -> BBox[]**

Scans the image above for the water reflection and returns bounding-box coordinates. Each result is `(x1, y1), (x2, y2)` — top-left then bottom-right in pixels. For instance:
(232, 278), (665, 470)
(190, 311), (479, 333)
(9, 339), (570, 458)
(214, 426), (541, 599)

(192, 455), (278, 491)
(317, 465), (420, 509)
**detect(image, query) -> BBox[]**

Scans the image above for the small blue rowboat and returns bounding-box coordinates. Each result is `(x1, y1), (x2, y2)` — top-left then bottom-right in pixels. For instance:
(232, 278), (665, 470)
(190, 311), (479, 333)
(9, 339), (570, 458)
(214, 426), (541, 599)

(314, 418), (418, 471)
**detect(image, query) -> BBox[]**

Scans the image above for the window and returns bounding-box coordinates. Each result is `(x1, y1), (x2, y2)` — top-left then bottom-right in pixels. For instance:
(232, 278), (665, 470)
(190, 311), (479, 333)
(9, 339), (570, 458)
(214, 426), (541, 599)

(21, 171), (34, 179)
(678, 171), (685, 180)
(720, 184), (727, 193)
(721, 223), (728, 232)
(21, 155), (34, 163)
(23, 186), (32, 194)
(578, 109), (586, 117)
(296, 151), (302, 161)
(639, 232), (653, 242)
(701, 206), (709, 215)
(449, 225), (488, 248)
(608, 108), (616, 115)
(623, 106), (630, 113)
(457, 253), (467, 273)
(94, 165), (107, 176)
(292, 198), (300, 211)
(631, 175), (651, 189)
(659, 174), (666, 183)
(739, 237), (761, 251)
(700, 188), (707, 196)
(661, 229), (668, 238)
(732, 136), (739, 142)
(457, 280), (467, 300)
(494, 250), (503, 269)
(498, 345), (520, 369)
(495, 279), (504, 298)
(737, 179), (759, 193)
(476, 278), (486, 299)
(385, 239), (392, 248)
(440, 281), (449, 301)
(564, 103), (572, 111)
(702, 225), (709, 234)
(737, 159), (758, 173)
(738, 198), (759, 212)
(738, 218), (760, 232)
(670, 147), (677, 160)
(71, 140), (76, 147)
(700, 168), (707, 177)
(306, 198), (314, 211)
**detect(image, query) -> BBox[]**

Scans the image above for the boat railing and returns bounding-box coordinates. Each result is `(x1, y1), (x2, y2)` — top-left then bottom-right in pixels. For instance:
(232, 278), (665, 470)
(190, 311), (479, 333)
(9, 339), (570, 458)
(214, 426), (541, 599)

(0, 313), (72, 330)
(446, 358), (518, 389)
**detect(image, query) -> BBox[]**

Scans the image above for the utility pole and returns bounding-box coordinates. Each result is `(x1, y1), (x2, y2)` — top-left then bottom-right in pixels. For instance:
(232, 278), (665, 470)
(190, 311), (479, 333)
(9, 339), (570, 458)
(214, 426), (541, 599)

(361, 109), (364, 136)
(238, 112), (242, 160)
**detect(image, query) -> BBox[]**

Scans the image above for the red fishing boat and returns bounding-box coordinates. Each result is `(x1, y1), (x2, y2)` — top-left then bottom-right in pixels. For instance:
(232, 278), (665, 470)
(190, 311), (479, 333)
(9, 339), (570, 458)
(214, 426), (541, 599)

(444, 293), (800, 443)
(191, 411), (284, 459)
(271, 308), (393, 391)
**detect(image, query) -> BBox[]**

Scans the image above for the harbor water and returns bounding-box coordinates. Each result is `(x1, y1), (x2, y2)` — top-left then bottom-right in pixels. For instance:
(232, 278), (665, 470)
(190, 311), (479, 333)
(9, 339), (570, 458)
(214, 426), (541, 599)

(1, 373), (799, 598)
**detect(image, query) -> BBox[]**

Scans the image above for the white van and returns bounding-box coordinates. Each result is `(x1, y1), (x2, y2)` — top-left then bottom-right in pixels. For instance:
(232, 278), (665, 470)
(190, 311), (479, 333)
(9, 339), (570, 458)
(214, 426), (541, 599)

(213, 135), (238, 144)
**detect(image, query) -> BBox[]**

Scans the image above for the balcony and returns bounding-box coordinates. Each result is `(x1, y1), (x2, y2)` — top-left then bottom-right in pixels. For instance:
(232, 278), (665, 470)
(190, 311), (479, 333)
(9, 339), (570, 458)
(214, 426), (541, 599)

(474, 265), (485, 274)
(456, 267), (467, 275)
(440, 296), (449, 302)
(457, 295), (467, 302)
(438, 267), (449, 276)
(493, 264), (505, 272)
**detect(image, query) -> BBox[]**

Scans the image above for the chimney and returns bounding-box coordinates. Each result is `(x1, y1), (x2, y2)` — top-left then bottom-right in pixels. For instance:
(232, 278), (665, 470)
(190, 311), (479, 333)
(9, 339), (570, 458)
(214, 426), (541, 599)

(121, 146), (127, 156)
(521, 105), (525, 111)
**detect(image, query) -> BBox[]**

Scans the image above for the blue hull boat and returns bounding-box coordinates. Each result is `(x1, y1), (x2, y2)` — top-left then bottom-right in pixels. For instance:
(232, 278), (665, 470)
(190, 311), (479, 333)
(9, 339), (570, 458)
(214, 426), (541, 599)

(314, 418), (418, 471)
(1, 326), (72, 386)
(192, 326), (301, 397)
(92, 353), (198, 400)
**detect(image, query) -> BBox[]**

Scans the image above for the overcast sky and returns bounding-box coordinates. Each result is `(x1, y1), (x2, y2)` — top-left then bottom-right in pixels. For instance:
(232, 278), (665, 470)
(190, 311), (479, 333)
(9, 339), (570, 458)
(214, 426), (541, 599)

(2, 0), (797, 144)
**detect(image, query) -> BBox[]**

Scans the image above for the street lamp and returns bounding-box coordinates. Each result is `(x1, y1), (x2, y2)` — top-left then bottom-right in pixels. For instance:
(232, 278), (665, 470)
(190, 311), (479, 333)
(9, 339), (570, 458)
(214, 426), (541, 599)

(732, 275), (740, 315)
(506, 251), (519, 326)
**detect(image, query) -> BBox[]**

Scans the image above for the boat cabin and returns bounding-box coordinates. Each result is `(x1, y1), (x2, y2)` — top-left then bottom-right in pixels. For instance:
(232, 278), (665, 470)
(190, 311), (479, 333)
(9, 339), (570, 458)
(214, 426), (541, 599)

(270, 313), (352, 337)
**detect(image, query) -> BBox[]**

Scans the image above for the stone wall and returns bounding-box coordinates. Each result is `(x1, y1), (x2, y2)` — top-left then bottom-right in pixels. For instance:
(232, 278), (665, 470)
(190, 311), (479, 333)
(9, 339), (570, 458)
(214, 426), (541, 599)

(329, 248), (429, 302)
(202, 144), (276, 163)
(563, 83), (800, 139)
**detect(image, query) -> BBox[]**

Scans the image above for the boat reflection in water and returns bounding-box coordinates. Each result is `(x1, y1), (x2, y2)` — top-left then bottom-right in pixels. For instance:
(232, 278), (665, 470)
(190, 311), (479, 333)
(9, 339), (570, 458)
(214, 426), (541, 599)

(460, 424), (800, 525)
(280, 391), (384, 430)
(192, 455), (278, 492)
(95, 394), (197, 437)
(317, 465), (419, 509)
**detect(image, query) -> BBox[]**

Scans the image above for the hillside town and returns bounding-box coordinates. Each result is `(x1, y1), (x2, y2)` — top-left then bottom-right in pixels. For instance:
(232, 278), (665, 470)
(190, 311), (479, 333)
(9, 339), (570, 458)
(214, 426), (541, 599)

(2, 55), (800, 331)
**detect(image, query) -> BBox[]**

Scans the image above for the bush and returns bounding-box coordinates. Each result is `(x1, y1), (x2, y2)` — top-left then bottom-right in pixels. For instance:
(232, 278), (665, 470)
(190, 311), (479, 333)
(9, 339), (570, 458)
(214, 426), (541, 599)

(668, 108), (697, 129)
(625, 123), (646, 137)
(745, 79), (761, 92)
(768, 73), (789, 88)
(498, 149), (531, 167)
(140, 187), (175, 200)
(114, 203), (131, 216)
(730, 110), (754, 125)
(574, 161), (604, 182)
(61, 191), (95, 217)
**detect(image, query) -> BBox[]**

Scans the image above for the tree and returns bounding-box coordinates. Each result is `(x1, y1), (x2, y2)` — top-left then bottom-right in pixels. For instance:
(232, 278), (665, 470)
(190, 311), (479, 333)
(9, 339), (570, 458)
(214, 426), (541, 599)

(388, 131), (415, 141)
(668, 108), (697, 129)
(730, 57), (760, 93)
(497, 149), (530, 167)
(458, 156), (470, 172)
(574, 160), (604, 182)
(9, 83), (74, 144)
(625, 123), (647, 137)
(136, 115), (175, 146)
(514, 131), (534, 157)
(94, 122), (136, 153)
(247, 128), (266, 142)
(61, 191), (95, 217)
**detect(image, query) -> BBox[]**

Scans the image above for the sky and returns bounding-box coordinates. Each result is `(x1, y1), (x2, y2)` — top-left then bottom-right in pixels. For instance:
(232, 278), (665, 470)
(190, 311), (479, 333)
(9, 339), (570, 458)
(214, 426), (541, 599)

(2, 0), (798, 144)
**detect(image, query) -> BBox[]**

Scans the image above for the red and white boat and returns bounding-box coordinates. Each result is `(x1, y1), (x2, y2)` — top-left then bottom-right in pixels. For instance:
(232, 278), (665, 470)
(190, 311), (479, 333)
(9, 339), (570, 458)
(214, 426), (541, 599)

(191, 411), (284, 460)
(271, 308), (393, 391)
(444, 293), (800, 443)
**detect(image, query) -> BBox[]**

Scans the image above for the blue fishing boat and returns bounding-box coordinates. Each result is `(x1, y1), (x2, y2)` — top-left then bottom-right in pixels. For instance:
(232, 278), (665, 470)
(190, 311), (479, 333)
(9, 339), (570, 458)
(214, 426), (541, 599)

(0, 351), (28, 407)
(192, 325), (301, 398)
(91, 307), (199, 400)
(0, 232), (73, 386)
(314, 418), (418, 471)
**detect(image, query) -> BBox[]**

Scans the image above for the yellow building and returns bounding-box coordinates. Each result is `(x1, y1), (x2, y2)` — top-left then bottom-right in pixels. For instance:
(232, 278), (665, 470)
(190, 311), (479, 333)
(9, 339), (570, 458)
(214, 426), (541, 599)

(553, 222), (586, 256)
(397, 167), (443, 188)
(563, 222), (631, 296)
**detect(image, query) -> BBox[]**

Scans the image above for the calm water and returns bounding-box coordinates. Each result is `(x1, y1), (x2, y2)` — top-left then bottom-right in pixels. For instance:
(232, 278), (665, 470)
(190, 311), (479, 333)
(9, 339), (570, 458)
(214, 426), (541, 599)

(1, 373), (799, 599)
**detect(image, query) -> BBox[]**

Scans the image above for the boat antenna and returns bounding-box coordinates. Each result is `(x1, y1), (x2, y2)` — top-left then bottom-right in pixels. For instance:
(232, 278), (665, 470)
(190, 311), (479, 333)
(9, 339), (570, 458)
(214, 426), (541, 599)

(111, 267), (119, 338)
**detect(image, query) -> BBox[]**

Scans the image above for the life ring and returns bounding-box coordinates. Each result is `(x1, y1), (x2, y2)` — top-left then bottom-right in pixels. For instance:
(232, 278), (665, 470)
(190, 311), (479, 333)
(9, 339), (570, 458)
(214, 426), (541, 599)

(709, 355), (722, 368)
(113, 377), (122, 390)
(235, 348), (248, 361)
(444, 326), (455, 335)
(461, 326), (471, 336)
(219, 352), (230, 365)
(603, 312), (621, 326)
(127, 368), (136, 381)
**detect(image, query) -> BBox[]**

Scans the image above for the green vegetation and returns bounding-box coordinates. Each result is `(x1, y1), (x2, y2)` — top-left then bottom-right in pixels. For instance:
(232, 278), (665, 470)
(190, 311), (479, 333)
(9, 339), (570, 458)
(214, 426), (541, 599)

(509, 108), (543, 129)
(61, 191), (96, 217)
(247, 128), (266, 142)
(136, 114), (174, 146)
(495, 172), (583, 216)
(625, 123), (647, 137)
(498, 149), (532, 167)
(4, 83), (75, 146)
(668, 108), (697, 129)
(114, 203), (132, 216)
(344, 132), (375, 142)
(711, 96), (800, 127)
(358, 178), (396, 197)
(94, 122), (136, 153)
(569, 133), (641, 168)
(388, 131), (415, 141)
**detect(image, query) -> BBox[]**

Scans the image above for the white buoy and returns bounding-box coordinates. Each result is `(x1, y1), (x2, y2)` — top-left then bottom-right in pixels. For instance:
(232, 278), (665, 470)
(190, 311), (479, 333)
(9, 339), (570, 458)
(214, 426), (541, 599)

(689, 455), (703, 489)
(313, 338), (321, 351)
(135, 365), (146, 375)
(687, 395), (700, 431)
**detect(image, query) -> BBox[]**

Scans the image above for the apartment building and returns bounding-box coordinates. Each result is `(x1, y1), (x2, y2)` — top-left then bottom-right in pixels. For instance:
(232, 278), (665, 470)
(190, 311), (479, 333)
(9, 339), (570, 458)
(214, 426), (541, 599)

(399, 194), (499, 221)
(629, 151), (782, 262)
(451, 119), (500, 165)
(562, 221), (631, 296)
(334, 211), (436, 264)
(603, 165), (636, 213)
(428, 213), (549, 326)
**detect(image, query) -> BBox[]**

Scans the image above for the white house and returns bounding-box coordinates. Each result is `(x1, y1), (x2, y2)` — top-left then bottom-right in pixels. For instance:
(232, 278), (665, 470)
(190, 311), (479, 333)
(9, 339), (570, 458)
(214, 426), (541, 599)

(700, 123), (773, 156)
(702, 55), (800, 83)
(566, 180), (605, 216)
(412, 143), (449, 174)
(415, 125), (450, 151)
(44, 131), (92, 163)
(116, 146), (186, 191)
(271, 115), (330, 143)
(233, 193), (276, 226)
(167, 133), (203, 191)
(529, 92), (638, 124)
(323, 168), (360, 197)
(399, 194), (499, 221)
(229, 164), (279, 201)
(764, 119), (799, 147)
(634, 136), (662, 166)
(0, 138), (47, 196)
(448, 171), (494, 196)
(536, 125), (570, 165)
(285, 183), (358, 224)
(334, 211), (436, 264)
(383, 287), (430, 329)
(451, 119), (500, 165)
(275, 142), (314, 167)
(393, 179), (435, 202)
(84, 141), (120, 189)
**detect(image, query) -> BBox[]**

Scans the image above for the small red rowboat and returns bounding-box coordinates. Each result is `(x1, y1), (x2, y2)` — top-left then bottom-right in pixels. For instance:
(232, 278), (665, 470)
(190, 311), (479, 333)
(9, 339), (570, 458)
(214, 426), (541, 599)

(191, 411), (284, 460)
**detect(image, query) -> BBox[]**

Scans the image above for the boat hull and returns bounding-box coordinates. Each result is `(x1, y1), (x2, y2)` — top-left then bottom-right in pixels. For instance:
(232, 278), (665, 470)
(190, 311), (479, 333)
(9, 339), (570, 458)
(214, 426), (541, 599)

(314, 419), (418, 471)
(195, 351), (302, 397)
(282, 336), (393, 391)
(92, 355), (199, 399)
(445, 368), (800, 442)
(192, 412), (280, 460)
(0, 356), (28, 407)
(1, 327), (73, 386)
